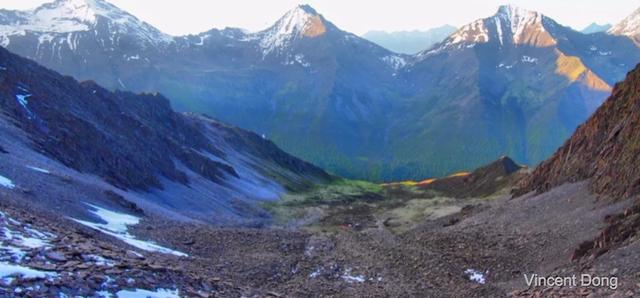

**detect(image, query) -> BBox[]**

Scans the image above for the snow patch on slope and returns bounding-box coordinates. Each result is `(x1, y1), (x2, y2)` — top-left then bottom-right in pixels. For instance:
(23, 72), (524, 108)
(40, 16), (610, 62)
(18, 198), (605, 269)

(0, 175), (15, 190)
(0, 210), (55, 269)
(71, 204), (187, 257)
(113, 288), (180, 298)
(27, 166), (50, 174)
(382, 55), (407, 70)
(0, 262), (58, 280)
(465, 268), (487, 284)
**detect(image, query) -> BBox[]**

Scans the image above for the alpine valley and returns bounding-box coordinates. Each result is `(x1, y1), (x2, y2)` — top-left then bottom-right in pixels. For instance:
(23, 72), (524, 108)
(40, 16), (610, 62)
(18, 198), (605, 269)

(3, 0), (640, 181)
(1, 1), (640, 297)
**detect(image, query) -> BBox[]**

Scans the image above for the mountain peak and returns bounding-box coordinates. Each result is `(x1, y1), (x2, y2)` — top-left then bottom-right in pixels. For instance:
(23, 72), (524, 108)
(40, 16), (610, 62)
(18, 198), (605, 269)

(581, 22), (612, 34)
(0, 0), (171, 47)
(609, 7), (640, 41)
(295, 4), (318, 15)
(34, 0), (117, 24)
(274, 4), (326, 37)
(422, 4), (554, 56)
(496, 4), (534, 18)
(258, 4), (328, 55)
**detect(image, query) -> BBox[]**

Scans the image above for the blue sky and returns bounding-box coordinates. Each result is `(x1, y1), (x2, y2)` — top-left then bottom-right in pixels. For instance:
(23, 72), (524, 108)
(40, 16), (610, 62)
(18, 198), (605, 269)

(3, 0), (639, 35)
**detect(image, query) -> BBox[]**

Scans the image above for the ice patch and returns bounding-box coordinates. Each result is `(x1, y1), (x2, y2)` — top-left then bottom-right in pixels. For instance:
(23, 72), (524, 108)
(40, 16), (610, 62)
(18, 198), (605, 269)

(114, 288), (180, 298)
(0, 175), (15, 189)
(72, 204), (187, 257)
(0, 262), (57, 280)
(465, 268), (486, 284)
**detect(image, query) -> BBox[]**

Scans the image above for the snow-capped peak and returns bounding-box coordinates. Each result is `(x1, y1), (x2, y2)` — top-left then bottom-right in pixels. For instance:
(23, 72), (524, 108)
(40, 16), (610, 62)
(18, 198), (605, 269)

(608, 7), (640, 37)
(0, 0), (172, 47)
(258, 4), (328, 55)
(493, 4), (546, 44)
(420, 4), (553, 57)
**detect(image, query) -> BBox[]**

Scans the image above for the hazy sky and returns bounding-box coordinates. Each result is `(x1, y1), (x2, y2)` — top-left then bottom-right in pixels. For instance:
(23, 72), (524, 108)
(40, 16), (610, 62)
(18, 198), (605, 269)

(3, 0), (639, 35)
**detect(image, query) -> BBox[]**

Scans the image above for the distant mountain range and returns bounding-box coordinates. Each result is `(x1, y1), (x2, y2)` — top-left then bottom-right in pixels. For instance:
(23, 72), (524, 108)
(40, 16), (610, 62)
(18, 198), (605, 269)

(1, 0), (640, 181)
(362, 25), (457, 54)
(581, 23), (612, 34)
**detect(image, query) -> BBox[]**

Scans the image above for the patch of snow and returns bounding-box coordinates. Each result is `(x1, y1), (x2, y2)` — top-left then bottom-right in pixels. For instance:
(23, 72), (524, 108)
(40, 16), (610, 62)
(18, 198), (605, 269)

(382, 55), (407, 70)
(117, 78), (126, 89)
(0, 175), (15, 189)
(85, 254), (115, 267)
(599, 51), (612, 56)
(341, 268), (365, 283)
(521, 55), (538, 63)
(15, 93), (36, 120)
(71, 204), (187, 257)
(0, 212), (54, 262)
(465, 268), (486, 284)
(114, 288), (180, 298)
(294, 54), (310, 68)
(95, 291), (112, 298)
(590, 45), (598, 51)
(309, 267), (322, 278)
(0, 262), (57, 280)
(495, 17), (504, 46)
(27, 166), (50, 174)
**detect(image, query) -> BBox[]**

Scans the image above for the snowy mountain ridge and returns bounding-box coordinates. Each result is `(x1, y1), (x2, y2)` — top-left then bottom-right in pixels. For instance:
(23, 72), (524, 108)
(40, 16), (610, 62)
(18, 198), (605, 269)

(609, 7), (640, 38)
(422, 4), (554, 56)
(0, 0), (171, 47)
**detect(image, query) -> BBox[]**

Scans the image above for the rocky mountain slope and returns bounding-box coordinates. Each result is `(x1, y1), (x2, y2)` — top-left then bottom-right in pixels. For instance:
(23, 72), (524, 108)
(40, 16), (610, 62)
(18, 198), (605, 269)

(362, 25), (457, 54)
(508, 50), (640, 298)
(513, 63), (640, 261)
(1, 1), (640, 183)
(0, 44), (331, 226)
(515, 63), (640, 198)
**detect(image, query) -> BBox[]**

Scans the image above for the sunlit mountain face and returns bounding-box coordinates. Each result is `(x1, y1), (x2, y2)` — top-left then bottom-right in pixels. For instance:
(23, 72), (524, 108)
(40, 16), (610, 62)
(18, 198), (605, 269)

(1, 1), (640, 182)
